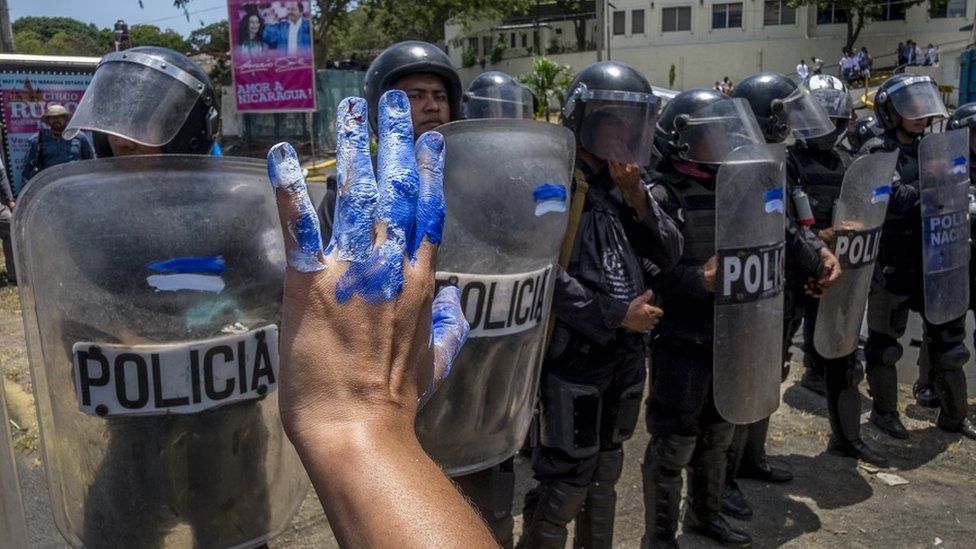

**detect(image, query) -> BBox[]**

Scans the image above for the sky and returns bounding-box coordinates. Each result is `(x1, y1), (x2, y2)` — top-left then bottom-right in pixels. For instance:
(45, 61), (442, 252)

(9, 0), (229, 37)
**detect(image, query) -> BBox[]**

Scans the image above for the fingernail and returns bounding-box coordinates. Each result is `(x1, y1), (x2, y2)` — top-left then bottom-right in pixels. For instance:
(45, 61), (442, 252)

(420, 131), (444, 154)
(381, 89), (410, 115)
(267, 142), (305, 195)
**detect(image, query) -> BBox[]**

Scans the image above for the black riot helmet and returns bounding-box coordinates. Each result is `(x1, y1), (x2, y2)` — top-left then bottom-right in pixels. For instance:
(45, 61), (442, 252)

(462, 71), (535, 119)
(561, 60), (658, 165)
(656, 87), (764, 165)
(873, 73), (948, 131)
(731, 72), (833, 143)
(803, 74), (853, 150)
(948, 102), (976, 156)
(64, 47), (219, 156)
(848, 114), (884, 152)
(363, 40), (462, 132)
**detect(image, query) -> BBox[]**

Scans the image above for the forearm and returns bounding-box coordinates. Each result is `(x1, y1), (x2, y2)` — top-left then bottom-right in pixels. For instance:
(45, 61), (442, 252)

(294, 420), (496, 549)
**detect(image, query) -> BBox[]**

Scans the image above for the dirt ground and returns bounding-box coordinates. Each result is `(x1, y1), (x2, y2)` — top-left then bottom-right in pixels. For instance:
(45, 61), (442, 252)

(3, 270), (976, 548)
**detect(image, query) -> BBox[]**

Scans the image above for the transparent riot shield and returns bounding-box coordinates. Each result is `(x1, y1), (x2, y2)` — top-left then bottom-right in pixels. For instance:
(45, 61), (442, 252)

(416, 119), (575, 475)
(814, 152), (898, 358)
(1, 379), (28, 549)
(13, 156), (307, 548)
(920, 129), (971, 325)
(714, 143), (786, 425)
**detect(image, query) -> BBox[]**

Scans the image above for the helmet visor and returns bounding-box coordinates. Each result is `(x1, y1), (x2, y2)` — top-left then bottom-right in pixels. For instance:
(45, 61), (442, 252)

(64, 52), (205, 147)
(464, 85), (535, 119)
(674, 98), (765, 164)
(578, 89), (658, 165)
(812, 88), (853, 119)
(889, 77), (948, 121)
(779, 86), (835, 139)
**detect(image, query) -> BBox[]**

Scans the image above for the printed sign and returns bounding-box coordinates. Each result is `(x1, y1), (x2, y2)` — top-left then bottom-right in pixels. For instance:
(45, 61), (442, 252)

(833, 227), (882, 270)
(0, 73), (93, 193)
(73, 326), (278, 416)
(228, 0), (316, 112)
(716, 242), (785, 305)
(436, 267), (552, 338)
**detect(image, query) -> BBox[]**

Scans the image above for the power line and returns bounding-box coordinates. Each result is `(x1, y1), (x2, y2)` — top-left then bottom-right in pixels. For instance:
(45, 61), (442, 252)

(132, 3), (226, 27)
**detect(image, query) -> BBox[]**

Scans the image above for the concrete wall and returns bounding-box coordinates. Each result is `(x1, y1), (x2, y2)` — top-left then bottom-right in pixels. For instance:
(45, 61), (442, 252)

(449, 1), (974, 92)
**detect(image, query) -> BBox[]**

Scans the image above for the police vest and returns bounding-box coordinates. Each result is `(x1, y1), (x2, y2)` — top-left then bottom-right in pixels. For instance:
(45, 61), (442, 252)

(658, 171), (716, 265)
(788, 146), (851, 230)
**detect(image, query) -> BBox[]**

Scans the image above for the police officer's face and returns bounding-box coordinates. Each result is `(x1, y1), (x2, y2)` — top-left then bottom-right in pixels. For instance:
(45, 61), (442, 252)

(107, 134), (163, 156)
(393, 73), (451, 138)
(899, 116), (929, 135)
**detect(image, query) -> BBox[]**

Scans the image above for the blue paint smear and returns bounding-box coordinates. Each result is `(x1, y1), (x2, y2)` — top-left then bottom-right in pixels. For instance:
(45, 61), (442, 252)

(149, 256), (224, 275)
(432, 286), (469, 370)
(267, 142), (325, 273)
(764, 187), (785, 202)
(335, 242), (404, 303)
(953, 155), (967, 166)
(533, 183), (568, 202)
(412, 131), (446, 252)
(329, 97), (378, 261)
(377, 90), (420, 261)
(872, 185), (892, 197)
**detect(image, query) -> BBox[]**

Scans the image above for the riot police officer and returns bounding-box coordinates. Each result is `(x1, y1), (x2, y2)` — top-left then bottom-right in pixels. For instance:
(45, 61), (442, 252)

(786, 74), (889, 465)
(518, 61), (684, 549)
(317, 40), (462, 240)
(26, 47), (306, 547)
(723, 73), (840, 519)
(462, 70), (535, 120)
(849, 114), (885, 153)
(864, 74), (976, 440)
(642, 88), (764, 548)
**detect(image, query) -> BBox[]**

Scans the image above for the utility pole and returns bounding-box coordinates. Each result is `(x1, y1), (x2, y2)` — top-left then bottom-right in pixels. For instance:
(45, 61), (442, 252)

(595, 0), (604, 61)
(0, 0), (14, 53)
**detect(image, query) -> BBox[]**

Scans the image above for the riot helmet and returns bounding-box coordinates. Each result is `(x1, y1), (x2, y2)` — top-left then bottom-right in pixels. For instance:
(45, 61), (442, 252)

(848, 114), (884, 151)
(804, 74), (853, 150)
(64, 47), (219, 156)
(462, 71), (535, 119)
(948, 102), (976, 155)
(656, 87), (764, 165)
(561, 60), (658, 165)
(363, 40), (462, 133)
(874, 73), (948, 131)
(731, 72), (834, 143)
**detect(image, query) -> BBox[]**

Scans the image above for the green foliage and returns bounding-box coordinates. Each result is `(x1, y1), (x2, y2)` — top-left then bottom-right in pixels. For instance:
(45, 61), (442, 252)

(12, 16), (111, 56)
(490, 38), (506, 64)
(128, 25), (189, 52)
(359, 0), (533, 48)
(462, 49), (478, 68)
(189, 20), (230, 54)
(786, 0), (925, 50)
(668, 64), (676, 89)
(518, 56), (574, 119)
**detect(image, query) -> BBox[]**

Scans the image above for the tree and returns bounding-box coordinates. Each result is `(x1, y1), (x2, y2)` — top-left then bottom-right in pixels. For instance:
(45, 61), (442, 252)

(189, 20), (229, 54)
(128, 24), (189, 51)
(362, 0), (533, 47)
(518, 56), (574, 120)
(12, 16), (109, 56)
(553, 0), (591, 52)
(787, 0), (924, 52)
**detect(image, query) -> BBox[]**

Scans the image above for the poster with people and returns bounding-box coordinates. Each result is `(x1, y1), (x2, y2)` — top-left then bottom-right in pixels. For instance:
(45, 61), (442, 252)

(227, 0), (316, 112)
(0, 72), (93, 193)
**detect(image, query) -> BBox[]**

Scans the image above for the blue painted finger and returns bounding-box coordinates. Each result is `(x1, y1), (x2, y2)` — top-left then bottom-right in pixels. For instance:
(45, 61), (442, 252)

(330, 97), (377, 261)
(412, 131), (446, 253)
(267, 142), (325, 273)
(422, 286), (469, 405)
(335, 241), (405, 303)
(376, 90), (419, 261)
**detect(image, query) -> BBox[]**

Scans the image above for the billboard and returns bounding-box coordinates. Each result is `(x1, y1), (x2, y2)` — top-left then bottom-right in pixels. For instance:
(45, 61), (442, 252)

(228, 0), (316, 112)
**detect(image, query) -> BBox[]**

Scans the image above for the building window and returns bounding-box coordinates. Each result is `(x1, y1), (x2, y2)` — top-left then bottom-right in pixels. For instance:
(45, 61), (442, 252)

(662, 6), (692, 32)
(816, 3), (849, 24)
(482, 36), (492, 55)
(510, 32), (516, 48)
(874, 0), (906, 20)
(763, 0), (796, 25)
(612, 10), (626, 35)
(931, 0), (967, 18)
(521, 33), (527, 48)
(712, 3), (743, 29)
(632, 9), (646, 34)
(467, 37), (478, 54)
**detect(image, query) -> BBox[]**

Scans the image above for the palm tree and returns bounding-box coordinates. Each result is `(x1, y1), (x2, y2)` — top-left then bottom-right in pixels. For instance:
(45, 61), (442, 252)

(518, 56), (575, 121)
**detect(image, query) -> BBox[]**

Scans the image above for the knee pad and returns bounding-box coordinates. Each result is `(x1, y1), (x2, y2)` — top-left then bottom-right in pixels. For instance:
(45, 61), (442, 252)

(649, 434), (697, 474)
(871, 337), (903, 367)
(538, 481), (588, 525)
(939, 344), (970, 370)
(700, 422), (734, 450)
(929, 321), (970, 370)
(847, 358), (865, 385)
(608, 376), (645, 444)
(593, 448), (624, 484)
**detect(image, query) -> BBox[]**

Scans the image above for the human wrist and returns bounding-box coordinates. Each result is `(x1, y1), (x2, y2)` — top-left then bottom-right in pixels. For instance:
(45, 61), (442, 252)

(284, 405), (417, 464)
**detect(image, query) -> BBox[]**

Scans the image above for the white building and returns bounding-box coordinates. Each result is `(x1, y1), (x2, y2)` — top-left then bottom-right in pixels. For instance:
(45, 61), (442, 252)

(445, 0), (972, 93)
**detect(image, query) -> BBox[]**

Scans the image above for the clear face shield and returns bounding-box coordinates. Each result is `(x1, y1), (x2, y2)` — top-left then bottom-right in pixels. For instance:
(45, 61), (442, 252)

(64, 51), (207, 147)
(776, 86), (835, 139)
(671, 98), (765, 164)
(573, 88), (658, 166)
(887, 77), (949, 121)
(463, 84), (535, 120)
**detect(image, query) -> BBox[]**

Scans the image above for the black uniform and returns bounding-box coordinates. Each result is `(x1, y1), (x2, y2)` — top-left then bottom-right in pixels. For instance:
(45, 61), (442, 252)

(864, 131), (971, 436)
(520, 159), (682, 549)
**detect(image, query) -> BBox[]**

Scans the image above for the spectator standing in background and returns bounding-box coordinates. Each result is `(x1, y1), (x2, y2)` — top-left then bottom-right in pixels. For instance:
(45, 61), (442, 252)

(797, 59), (810, 80)
(21, 104), (94, 183)
(926, 44), (938, 65)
